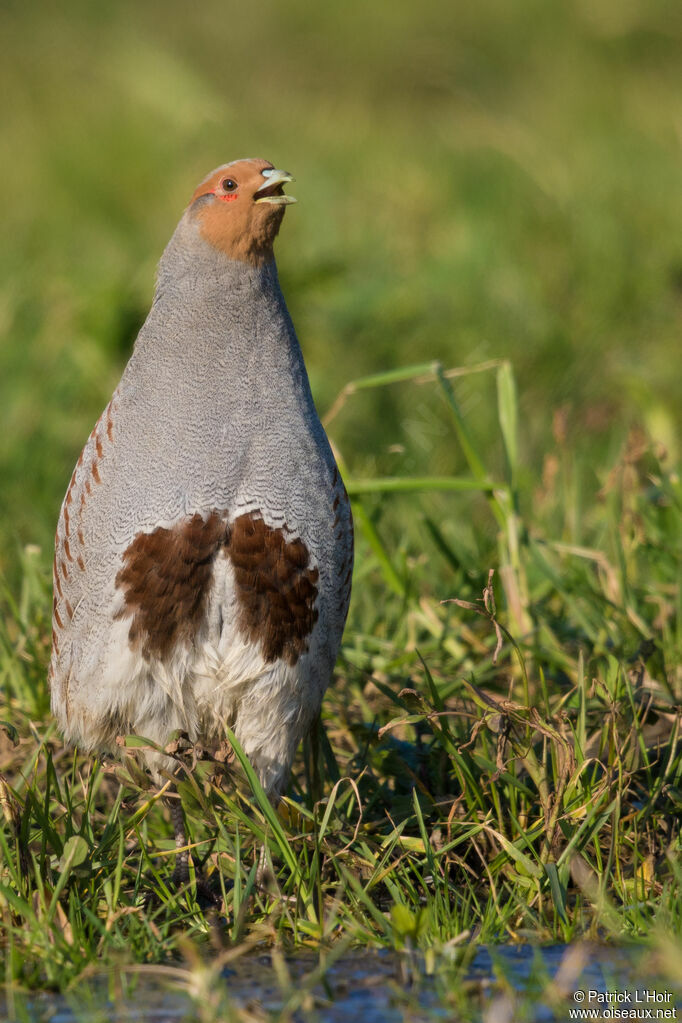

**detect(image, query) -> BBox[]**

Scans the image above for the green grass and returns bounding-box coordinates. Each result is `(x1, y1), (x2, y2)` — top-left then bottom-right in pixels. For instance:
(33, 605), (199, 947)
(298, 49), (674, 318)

(2, 0), (682, 571)
(1, 1), (682, 1016)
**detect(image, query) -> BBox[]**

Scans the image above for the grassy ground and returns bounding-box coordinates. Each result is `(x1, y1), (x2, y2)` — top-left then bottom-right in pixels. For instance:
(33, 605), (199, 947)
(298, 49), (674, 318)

(2, 361), (681, 1018)
(1, 0), (682, 1018)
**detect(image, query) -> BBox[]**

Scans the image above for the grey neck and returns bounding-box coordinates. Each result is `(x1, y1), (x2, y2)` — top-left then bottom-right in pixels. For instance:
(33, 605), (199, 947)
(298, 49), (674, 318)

(155, 213), (279, 302)
(120, 213), (313, 429)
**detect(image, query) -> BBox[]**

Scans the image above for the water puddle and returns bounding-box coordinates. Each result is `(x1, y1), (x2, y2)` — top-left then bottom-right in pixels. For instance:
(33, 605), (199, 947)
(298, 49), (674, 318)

(5, 944), (680, 1022)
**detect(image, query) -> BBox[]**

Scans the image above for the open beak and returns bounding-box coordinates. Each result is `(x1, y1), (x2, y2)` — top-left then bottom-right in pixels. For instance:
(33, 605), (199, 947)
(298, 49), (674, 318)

(254, 168), (297, 205)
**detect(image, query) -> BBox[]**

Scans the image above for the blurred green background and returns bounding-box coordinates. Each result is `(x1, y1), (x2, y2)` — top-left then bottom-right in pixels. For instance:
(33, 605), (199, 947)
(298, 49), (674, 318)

(1, 0), (681, 580)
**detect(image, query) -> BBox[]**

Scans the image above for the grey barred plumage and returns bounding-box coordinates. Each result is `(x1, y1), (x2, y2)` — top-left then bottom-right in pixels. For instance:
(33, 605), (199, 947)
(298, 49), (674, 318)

(50, 159), (353, 803)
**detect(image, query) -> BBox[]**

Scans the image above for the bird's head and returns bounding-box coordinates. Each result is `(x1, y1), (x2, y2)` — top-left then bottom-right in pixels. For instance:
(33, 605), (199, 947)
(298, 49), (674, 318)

(188, 159), (296, 266)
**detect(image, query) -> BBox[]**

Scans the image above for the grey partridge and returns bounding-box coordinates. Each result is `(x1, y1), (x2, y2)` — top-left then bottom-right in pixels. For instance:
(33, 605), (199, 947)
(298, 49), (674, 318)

(49, 160), (354, 861)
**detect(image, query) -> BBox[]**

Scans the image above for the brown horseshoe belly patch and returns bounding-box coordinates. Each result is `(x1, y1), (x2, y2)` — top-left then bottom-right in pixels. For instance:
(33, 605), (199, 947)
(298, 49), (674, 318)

(115, 510), (319, 666)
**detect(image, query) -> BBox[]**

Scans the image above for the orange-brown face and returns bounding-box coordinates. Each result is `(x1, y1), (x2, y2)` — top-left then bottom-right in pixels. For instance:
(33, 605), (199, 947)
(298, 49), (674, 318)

(188, 159), (296, 266)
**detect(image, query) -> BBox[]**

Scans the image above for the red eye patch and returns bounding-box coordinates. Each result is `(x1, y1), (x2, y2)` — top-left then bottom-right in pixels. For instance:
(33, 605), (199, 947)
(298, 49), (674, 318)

(215, 192), (238, 202)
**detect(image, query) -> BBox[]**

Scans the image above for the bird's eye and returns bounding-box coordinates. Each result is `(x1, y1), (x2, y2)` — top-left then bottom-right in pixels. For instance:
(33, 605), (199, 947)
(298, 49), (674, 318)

(222, 178), (237, 192)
